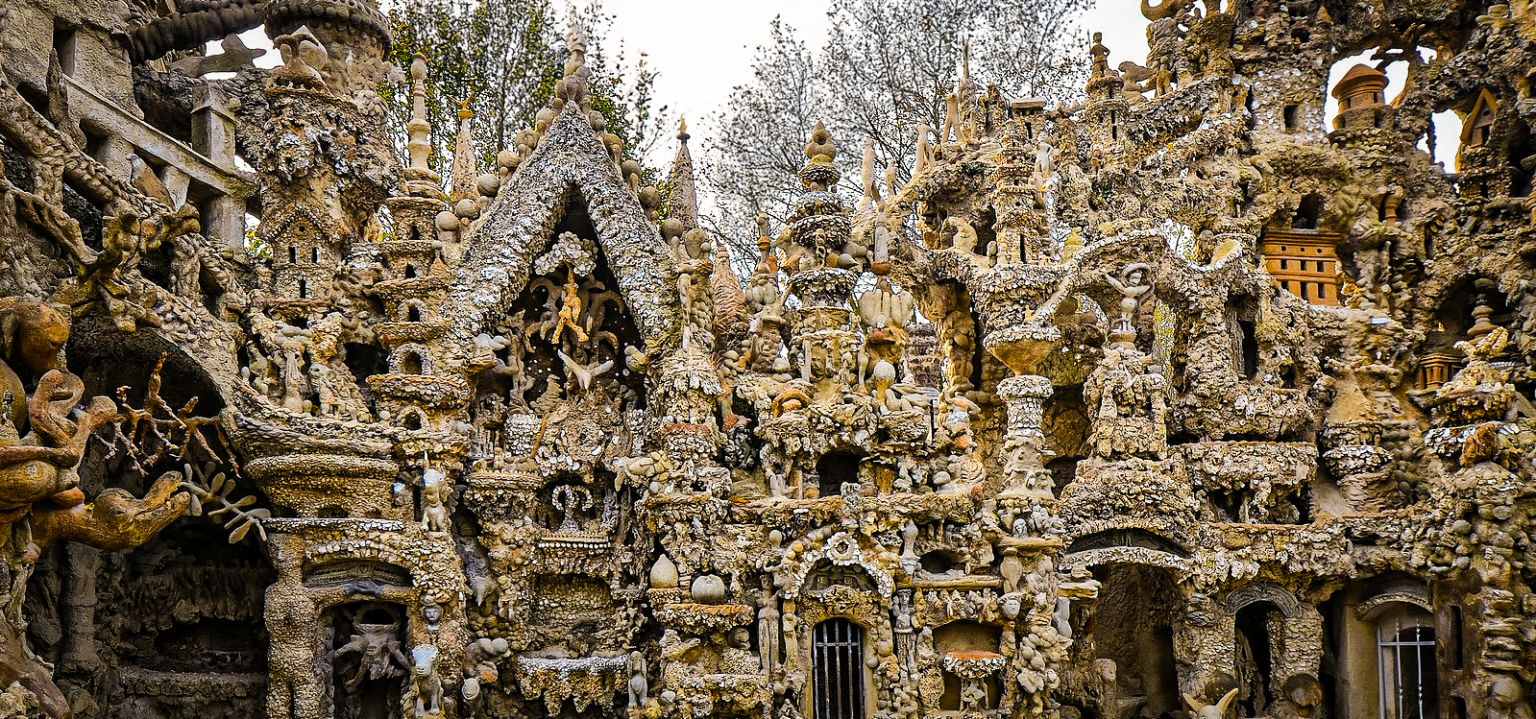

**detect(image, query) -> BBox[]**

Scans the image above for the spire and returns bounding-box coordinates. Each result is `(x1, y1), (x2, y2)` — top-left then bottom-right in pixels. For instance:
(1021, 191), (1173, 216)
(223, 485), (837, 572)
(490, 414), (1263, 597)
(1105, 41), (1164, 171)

(564, 16), (589, 75)
(712, 243), (748, 345)
(404, 54), (437, 181)
(668, 117), (699, 231)
(450, 98), (477, 203)
(799, 121), (840, 191)
(858, 137), (879, 212)
(961, 38), (971, 86)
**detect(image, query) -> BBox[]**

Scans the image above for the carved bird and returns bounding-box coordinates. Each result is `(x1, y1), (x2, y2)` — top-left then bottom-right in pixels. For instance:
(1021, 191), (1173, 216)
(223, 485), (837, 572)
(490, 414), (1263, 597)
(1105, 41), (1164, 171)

(557, 350), (614, 393)
(170, 33), (268, 77)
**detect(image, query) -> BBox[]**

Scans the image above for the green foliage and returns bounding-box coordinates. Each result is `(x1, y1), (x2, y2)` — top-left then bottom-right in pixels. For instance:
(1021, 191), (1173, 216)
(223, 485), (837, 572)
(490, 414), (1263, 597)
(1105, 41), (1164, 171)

(244, 216), (271, 259)
(381, 0), (669, 184)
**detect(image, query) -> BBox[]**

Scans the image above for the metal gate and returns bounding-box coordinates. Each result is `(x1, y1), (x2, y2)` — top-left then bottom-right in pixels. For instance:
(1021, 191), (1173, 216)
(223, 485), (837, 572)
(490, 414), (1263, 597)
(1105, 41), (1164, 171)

(813, 618), (865, 719)
(1378, 621), (1437, 719)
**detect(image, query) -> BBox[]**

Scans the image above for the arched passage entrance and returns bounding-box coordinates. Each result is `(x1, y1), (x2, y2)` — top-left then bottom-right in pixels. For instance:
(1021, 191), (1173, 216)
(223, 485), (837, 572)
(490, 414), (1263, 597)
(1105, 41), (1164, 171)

(813, 618), (866, 719)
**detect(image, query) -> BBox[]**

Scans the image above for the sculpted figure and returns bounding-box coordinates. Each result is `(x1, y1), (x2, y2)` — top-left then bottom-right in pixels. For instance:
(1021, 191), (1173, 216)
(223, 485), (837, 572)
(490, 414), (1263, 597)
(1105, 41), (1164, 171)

(412, 645), (443, 717)
(1184, 688), (1240, 719)
(29, 470), (189, 550)
(336, 616), (411, 692)
(757, 576), (781, 675)
(266, 535), (324, 719)
(0, 298), (69, 429)
(627, 650), (649, 709)
(421, 467), (451, 533)
(552, 269), (589, 345)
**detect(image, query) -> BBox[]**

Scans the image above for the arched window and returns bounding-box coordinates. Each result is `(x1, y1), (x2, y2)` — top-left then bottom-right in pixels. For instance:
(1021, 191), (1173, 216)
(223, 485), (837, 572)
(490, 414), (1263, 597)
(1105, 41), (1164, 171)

(813, 619), (865, 719)
(400, 351), (423, 376)
(1376, 606), (1437, 719)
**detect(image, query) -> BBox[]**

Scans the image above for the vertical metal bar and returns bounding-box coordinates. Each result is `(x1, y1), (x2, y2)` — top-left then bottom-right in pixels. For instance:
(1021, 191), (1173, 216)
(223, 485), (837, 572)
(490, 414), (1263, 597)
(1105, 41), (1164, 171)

(814, 622), (821, 719)
(1396, 621), (1404, 719)
(853, 621), (861, 719)
(1382, 626), (1394, 719)
(1415, 626), (1424, 719)
(847, 620), (856, 719)
(816, 622), (826, 719)
(831, 621), (837, 719)
(854, 620), (864, 719)
(841, 620), (851, 719)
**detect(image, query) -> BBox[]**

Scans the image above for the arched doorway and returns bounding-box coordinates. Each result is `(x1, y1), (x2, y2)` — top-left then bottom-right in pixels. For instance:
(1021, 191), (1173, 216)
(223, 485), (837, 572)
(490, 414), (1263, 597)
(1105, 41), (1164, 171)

(1235, 601), (1280, 717)
(813, 618), (865, 719)
(1090, 562), (1182, 716)
(1375, 605), (1437, 719)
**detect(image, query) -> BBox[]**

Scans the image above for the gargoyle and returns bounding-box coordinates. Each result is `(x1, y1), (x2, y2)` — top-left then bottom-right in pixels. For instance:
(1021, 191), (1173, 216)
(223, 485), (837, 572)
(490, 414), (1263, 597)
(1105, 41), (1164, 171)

(28, 470), (190, 551)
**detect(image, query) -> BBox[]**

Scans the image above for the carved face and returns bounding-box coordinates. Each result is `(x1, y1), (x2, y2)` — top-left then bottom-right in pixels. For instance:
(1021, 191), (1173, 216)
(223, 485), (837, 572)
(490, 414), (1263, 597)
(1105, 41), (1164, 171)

(1002, 595), (1022, 618)
(0, 299), (69, 374)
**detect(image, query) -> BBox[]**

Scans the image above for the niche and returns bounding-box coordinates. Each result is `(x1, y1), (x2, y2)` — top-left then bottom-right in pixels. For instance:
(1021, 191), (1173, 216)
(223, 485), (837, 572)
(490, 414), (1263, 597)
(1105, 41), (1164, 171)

(154, 618), (267, 673)
(934, 620), (1004, 710)
(1508, 120), (1534, 197)
(1235, 602), (1282, 717)
(342, 342), (384, 383)
(816, 452), (862, 498)
(1291, 195), (1322, 230)
(1238, 318), (1259, 380)
(1283, 104), (1300, 132)
(1427, 278), (1510, 355)
(399, 351), (423, 376)
(327, 602), (409, 719)
(1090, 563), (1182, 716)
(918, 550), (962, 577)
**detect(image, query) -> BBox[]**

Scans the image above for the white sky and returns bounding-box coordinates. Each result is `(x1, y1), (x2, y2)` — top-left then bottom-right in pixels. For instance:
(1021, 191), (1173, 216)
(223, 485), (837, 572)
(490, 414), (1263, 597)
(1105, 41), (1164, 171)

(219, 0), (1457, 166)
(600, 0), (1153, 161)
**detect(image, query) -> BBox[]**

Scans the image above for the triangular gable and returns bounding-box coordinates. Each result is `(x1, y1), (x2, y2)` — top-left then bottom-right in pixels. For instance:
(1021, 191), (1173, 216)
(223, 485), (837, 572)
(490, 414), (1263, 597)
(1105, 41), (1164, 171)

(1460, 89), (1498, 146)
(448, 103), (682, 352)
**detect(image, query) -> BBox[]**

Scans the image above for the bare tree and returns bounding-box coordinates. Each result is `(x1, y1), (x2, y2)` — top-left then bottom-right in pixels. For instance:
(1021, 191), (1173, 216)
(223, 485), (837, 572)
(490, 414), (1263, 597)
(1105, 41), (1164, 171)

(698, 18), (822, 255)
(701, 0), (1089, 254)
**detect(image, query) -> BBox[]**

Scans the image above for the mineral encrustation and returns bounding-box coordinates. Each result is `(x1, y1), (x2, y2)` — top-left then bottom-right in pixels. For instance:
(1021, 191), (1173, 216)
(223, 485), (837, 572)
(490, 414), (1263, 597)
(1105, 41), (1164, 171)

(0, 0), (1534, 718)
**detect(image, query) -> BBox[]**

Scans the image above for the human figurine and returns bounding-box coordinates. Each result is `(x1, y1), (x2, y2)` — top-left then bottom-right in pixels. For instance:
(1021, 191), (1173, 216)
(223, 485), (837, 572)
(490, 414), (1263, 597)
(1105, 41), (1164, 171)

(1090, 32), (1111, 77)
(421, 467), (451, 533)
(1031, 140), (1057, 196)
(947, 216), (979, 254)
(1053, 597), (1073, 639)
(757, 576), (781, 675)
(915, 122), (934, 172)
(1104, 263), (1152, 336)
(551, 268), (589, 344)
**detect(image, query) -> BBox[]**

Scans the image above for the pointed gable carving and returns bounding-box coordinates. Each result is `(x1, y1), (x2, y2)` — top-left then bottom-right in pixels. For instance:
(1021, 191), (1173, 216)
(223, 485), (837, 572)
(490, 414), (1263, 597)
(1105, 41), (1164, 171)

(448, 102), (681, 353)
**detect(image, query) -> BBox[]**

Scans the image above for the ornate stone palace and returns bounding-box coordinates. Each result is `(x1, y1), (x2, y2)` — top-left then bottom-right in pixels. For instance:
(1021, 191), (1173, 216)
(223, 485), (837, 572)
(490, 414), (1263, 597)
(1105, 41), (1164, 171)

(0, 0), (1534, 717)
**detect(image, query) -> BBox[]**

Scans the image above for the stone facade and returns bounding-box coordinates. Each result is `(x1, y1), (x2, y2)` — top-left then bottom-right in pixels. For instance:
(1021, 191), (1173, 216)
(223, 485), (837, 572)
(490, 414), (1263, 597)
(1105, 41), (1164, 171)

(0, 1), (1534, 719)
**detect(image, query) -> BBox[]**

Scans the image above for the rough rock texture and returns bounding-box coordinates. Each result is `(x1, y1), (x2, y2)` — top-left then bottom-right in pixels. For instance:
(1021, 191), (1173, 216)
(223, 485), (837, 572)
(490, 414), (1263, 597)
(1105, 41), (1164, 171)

(0, 1), (1535, 719)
